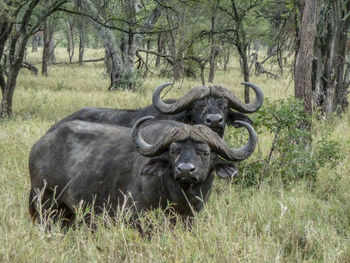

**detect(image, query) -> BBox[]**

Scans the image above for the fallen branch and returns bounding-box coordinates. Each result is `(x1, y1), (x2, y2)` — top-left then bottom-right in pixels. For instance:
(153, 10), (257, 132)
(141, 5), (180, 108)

(22, 61), (38, 75)
(52, 58), (104, 65)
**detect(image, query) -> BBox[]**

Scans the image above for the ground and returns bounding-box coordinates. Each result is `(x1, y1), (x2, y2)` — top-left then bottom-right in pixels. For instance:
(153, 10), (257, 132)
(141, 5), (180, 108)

(0, 48), (349, 262)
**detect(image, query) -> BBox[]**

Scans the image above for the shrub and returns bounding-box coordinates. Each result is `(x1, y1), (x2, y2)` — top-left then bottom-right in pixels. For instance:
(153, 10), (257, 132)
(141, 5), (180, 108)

(228, 97), (343, 187)
(109, 69), (143, 91)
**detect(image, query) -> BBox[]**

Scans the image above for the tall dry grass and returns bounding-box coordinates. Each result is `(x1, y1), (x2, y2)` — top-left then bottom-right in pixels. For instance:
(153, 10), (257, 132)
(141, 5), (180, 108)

(0, 48), (349, 262)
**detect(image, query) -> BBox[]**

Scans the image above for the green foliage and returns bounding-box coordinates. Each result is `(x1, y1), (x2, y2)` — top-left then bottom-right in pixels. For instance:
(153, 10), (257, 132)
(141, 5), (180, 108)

(235, 97), (343, 187)
(110, 69), (143, 91)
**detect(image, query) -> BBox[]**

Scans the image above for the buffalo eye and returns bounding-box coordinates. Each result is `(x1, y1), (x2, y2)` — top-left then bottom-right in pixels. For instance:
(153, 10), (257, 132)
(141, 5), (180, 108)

(171, 149), (180, 156)
(194, 106), (204, 113)
(193, 103), (206, 113)
(197, 151), (209, 158)
(219, 103), (228, 111)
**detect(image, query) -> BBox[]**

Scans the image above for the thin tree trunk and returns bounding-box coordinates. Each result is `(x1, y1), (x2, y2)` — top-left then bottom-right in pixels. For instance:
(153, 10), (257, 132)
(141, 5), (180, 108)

(208, 16), (217, 83)
(237, 44), (250, 103)
(156, 33), (163, 67)
(231, 0), (250, 103)
(32, 35), (39, 52)
(200, 64), (205, 85)
(224, 49), (230, 71)
(49, 32), (56, 64)
(66, 20), (74, 64)
(145, 40), (150, 66)
(208, 46), (219, 83)
(42, 20), (50, 76)
(78, 25), (86, 65)
(168, 30), (182, 81)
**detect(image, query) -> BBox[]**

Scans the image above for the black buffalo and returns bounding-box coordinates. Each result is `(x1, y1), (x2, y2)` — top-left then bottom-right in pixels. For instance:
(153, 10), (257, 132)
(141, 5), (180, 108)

(46, 82), (263, 137)
(29, 117), (257, 228)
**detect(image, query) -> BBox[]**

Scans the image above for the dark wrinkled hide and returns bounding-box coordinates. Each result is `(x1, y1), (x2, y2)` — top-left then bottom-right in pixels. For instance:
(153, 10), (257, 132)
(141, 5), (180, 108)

(47, 101), (252, 136)
(29, 120), (244, 228)
(46, 99), (187, 133)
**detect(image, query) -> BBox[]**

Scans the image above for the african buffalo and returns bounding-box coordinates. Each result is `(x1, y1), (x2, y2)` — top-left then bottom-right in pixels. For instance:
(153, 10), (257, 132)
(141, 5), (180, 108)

(46, 82), (263, 137)
(29, 117), (257, 228)
(152, 82), (263, 137)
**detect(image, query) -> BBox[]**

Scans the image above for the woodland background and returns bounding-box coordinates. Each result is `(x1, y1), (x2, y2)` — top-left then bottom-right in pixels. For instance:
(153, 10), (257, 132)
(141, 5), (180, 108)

(1, 0), (350, 262)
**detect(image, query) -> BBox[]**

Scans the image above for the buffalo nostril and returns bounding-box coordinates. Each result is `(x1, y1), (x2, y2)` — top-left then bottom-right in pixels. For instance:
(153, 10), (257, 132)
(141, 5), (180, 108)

(205, 114), (223, 125)
(177, 163), (196, 173)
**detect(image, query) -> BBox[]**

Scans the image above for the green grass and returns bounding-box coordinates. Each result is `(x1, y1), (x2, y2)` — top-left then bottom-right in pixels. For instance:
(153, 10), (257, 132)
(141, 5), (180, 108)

(0, 48), (349, 262)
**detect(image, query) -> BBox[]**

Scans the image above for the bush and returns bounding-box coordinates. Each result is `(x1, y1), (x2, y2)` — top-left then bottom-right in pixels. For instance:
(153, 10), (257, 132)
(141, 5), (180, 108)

(109, 69), (143, 91)
(230, 97), (343, 187)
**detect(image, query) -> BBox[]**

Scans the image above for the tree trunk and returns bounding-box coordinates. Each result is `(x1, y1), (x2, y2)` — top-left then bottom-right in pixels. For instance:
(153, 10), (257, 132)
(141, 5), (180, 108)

(0, 0), (66, 118)
(1, 34), (29, 117)
(312, 0), (350, 115)
(200, 64), (205, 85)
(1, 0), (41, 118)
(73, 0), (163, 90)
(32, 35), (39, 52)
(77, 16), (87, 66)
(42, 20), (50, 76)
(230, 0), (250, 103)
(277, 42), (283, 76)
(145, 39), (150, 66)
(208, 16), (217, 83)
(125, 30), (135, 89)
(78, 25), (86, 65)
(66, 20), (74, 64)
(294, 0), (319, 123)
(0, 20), (13, 97)
(224, 48), (230, 71)
(155, 33), (163, 67)
(104, 48), (112, 74)
(237, 44), (250, 103)
(49, 32), (56, 64)
(73, 0), (124, 89)
(168, 27), (183, 81)
(208, 46), (219, 83)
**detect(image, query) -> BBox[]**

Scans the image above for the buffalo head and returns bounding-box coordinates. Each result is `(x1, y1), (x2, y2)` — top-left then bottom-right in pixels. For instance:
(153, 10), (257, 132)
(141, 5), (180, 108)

(152, 82), (263, 137)
(132, 116), (257, 184)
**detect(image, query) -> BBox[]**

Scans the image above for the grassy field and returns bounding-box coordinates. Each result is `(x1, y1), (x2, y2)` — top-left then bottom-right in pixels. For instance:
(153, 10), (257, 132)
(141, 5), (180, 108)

(0, 48), (349, 262)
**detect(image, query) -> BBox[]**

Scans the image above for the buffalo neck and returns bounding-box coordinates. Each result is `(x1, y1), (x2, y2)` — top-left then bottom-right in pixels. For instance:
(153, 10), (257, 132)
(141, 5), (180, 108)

(157, 169), (216, 217)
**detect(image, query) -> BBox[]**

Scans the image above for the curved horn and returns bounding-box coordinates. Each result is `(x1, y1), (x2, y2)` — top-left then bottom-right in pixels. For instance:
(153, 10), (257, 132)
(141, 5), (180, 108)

(153, 82), (210, 114)
(132, 116), (187, 157)
(211, 82), (264, 113)
(191, 121), (257, 161)
(218, 120), (257, 161)
(132, 116), (157, 156)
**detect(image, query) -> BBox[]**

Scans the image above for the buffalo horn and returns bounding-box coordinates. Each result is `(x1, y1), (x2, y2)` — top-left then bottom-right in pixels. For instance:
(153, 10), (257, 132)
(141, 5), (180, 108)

(191, 121), (257, 161)
(132, 116), (177, 157)
(153, 82), (210, 114)
(216, 120), (257, 161)
(212, 82), (263, 113)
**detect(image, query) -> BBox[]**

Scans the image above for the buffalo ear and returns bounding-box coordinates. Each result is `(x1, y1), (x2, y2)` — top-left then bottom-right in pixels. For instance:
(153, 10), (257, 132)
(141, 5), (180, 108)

(141, 158), (169, 176)
(175, 111), (191, 123)
(214, 161), (239, 179)
(227, 110), (253, 128)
